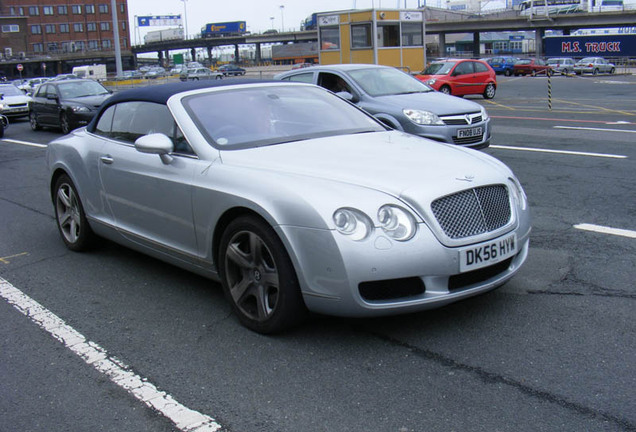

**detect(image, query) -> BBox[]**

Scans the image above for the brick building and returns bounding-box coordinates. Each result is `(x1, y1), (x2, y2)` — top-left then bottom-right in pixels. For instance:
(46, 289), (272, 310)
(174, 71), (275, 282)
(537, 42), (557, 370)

(0, 0), (130, 56)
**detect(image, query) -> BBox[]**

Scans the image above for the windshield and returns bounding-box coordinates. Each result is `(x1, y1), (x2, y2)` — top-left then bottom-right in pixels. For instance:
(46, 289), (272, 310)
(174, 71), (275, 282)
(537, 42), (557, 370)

(347, 67), (433, 97)
(58, 81), (109, 99)
(422, 62), (456, 76)
(183, 85), (385, 149)
(0, 85), (25, 97)
(516, 59), (531, 65)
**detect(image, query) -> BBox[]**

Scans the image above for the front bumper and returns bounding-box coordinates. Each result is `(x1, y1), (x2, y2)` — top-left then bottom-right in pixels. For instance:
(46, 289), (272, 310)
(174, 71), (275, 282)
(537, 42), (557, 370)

(1, 105), (29, 117)
(405, 118), (491, 150)
(278, 221), (530, 318)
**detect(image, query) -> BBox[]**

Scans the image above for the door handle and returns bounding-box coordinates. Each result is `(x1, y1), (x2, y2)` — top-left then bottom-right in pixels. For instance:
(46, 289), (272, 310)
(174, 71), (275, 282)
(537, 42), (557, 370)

(100, 155), (114, 164)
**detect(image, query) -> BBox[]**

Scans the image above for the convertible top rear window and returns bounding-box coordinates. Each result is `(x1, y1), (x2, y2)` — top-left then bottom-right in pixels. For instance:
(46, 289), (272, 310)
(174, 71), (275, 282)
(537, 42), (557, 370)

(182, 85), (384, 149)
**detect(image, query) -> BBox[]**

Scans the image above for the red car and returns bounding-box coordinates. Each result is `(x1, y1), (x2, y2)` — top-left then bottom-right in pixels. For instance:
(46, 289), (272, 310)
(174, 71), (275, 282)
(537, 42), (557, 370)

(512, 59), (553, 76)
(415, 59), (497, 99)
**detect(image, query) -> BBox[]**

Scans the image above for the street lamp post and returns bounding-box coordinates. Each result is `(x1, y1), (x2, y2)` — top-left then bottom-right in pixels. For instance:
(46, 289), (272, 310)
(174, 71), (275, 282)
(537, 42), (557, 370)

(180, 0), (188, 39)
(279, 5), (285, 33)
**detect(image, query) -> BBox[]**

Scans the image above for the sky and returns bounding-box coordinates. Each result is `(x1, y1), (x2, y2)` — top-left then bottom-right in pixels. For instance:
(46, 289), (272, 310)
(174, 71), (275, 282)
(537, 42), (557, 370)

(126, 0), (427, 44)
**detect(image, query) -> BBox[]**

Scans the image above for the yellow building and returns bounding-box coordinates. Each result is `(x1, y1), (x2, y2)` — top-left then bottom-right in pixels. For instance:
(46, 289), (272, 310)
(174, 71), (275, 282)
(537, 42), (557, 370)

(317, 9), (426, 73)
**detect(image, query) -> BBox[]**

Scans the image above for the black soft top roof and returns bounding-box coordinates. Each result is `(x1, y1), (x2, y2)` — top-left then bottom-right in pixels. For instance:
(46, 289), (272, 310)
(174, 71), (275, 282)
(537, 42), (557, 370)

(86, 78), (270, 132)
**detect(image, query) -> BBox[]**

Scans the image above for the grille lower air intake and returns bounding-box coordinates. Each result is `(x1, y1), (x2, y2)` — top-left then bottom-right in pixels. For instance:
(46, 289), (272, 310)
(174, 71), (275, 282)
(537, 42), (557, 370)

(431, 185), (511, 239)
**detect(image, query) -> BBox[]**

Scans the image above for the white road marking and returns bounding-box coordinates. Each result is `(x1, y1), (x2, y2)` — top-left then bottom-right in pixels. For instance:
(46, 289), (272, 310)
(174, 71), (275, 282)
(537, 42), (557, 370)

(574, 224), (636, 239)
(490, 145), (627, 159)
(554, 126), (636, 134)
(0, 277), (222, 432)
(1, 138), (48, 148)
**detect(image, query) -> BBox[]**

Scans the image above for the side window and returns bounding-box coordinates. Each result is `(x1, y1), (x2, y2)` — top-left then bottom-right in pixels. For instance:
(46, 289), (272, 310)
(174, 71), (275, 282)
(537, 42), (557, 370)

(284, 72), (313, 83)
(318, 73), (351, 93)
(94, 105), (116, 136)
(46, 85), (58, 99)
(453, 62), (474, 76)
(474, 62), (489, 73)
(35, 84), (48, 97)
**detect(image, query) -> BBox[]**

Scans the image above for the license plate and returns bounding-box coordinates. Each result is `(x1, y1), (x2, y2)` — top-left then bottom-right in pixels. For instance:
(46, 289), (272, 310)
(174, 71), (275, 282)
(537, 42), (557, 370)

(459, 233), (517, 272)
(457, 126), (482, 138)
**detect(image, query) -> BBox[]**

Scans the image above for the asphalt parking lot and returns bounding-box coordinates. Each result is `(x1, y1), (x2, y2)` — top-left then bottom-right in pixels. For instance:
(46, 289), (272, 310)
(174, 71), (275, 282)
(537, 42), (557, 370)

(1, 73), (635, 432)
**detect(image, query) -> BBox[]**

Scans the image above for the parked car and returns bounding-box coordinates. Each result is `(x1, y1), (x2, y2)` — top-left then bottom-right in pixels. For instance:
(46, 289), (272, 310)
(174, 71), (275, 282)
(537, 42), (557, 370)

(29, 79), (112, 134)
(46, 80), (530, 333)
(24, 77), (50, 95)
(485, 57), (519, 76)
(574, 57), (616, 75)
(144, 66), (167, 79)
(0, 83), (32, 118)
(276, 64), (492, 149)
(512, 59), (553, 76)
(119, 70), (144, 80)
(415, 59), (497, 99)
(50, 73), (81, 81)
(546, 58), (576, 75)
(217, 64), (246, 76)
(180, 67), (223, 81)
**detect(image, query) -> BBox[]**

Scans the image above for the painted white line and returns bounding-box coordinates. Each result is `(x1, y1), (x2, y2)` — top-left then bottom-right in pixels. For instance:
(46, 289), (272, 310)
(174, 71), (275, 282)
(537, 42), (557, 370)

(554, 126), (636, 134)
(0, 277), (222, 432)
(490, 145), (627, 159)
(1, 138), (48, 148)
(574, 223), (636, 239)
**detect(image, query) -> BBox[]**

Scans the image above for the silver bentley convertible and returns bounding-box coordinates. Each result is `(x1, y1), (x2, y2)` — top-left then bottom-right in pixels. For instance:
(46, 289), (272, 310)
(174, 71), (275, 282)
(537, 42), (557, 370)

(46, 80), (531, 333)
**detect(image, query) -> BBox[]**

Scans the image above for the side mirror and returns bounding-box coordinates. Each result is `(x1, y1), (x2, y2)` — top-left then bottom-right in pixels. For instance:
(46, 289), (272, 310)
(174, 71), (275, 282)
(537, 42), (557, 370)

(46, 94), (58, 101)
(134, 133), (174, 164)
(335, 91), (359, 103)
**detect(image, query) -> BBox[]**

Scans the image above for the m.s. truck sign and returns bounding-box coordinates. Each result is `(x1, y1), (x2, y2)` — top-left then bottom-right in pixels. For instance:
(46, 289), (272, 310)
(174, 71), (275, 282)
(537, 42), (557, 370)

(545, 35), (636, 57)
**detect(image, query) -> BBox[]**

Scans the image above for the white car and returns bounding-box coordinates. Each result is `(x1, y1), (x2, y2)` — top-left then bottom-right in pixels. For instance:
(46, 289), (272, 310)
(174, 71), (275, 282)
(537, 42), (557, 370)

(0, 83), (32, 118)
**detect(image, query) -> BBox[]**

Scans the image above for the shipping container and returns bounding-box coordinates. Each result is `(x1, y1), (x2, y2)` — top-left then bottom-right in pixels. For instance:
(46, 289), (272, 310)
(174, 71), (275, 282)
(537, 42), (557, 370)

(201, 21), (247, 37)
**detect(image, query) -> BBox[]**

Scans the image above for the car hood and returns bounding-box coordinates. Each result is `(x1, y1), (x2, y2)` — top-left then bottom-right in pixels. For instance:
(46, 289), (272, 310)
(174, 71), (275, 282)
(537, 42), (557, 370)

(1, 94), (31, 104)
(64, 94), (111, 109)
(375, 91), (483, 115)
(220, 131), (512, 212)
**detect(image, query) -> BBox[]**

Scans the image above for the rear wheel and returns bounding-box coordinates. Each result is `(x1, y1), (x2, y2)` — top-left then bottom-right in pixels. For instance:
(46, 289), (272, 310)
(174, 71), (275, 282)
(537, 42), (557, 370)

(504, 69), (512, 77)
(609, 67), (615, 74)
(439, 85), (451, 95)
(593, 68), (599, 76)
(53, 174), (95, 251)
(30, 112), (41, 131)
(60, 112), (71, 134)
(218, 215), (307, 334)
(483, 83), (496, 99)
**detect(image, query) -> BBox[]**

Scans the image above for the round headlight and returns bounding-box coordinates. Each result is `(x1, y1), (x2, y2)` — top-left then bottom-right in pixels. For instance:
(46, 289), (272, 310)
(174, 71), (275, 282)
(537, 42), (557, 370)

(377, 205), (417, 241)
(333, 208), (372, 241)
(427, 79), (437, 86)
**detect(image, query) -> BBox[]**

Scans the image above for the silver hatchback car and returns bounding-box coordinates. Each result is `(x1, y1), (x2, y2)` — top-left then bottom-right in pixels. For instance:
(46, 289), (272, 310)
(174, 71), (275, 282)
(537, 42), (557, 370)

(275, 64), (491, 149)
(574, 57), (616, 75)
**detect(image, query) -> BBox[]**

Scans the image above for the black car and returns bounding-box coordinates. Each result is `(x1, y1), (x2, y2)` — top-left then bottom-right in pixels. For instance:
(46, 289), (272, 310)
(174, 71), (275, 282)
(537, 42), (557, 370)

(29, 79), (111, 134)
(216, 64), (246, 76)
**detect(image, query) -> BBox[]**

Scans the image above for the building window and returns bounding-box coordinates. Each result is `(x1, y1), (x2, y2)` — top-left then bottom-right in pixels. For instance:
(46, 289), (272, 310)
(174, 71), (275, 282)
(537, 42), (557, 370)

(47, 42), (58, 52)
(72, 5), (82, 14)
(73, 23), (84, 32)
(121, 22), (126, 30)
(121, 38), (127, 48)
(45, 24), (56, 33)
(1, 25), (20, 33)
(88, 40), (99, 49)
(99, 4), (109, 13)
(320, 27), (340, 50)
(87, 22), (97, 31)
(33, 43), (44, 53)
(100, 22), (110, 31)
(102, 39), (112, 49)
(59, 24), (70, 33)
(43, 6), (55, 15)
(29, 6), (40, 16)
(401, 22), (423, 46)
(351, 23), (372, 49)
(120, 4), (126, 13)
(74, 41), (85, 51)
(58, 5), (68, 14)
(378, 23), (400, 48)
(86, 5), (95, 14)
(31, 25), (42, 34)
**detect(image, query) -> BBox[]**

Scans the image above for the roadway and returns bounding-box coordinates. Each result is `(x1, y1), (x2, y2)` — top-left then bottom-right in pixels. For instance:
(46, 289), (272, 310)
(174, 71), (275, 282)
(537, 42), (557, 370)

(1, 73), (635, 432)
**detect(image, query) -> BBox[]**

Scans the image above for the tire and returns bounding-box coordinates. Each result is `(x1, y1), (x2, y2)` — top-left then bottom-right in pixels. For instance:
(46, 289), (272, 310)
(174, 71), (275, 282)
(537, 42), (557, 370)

(215, 75), (222, 80)
(504, 69), (512, 77)
(593, 68), (599, 76)
(218, 215), (307, 334)
(610, 68), (615, 74)
(30, 111), (41, 131)
(60, 112), (71, 135)
(562, 68), (569, 76)
(53, 174), (95, 251)
(531, 70), (536, 77)
(0, 123), (4, 139)
(483, 83), (496, 99)
(439, 85), (451, 95)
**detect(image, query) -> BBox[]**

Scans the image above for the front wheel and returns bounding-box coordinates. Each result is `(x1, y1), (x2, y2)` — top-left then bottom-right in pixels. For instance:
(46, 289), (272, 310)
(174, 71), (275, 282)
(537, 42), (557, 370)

(218, 215), (307, 334)
(439, 85), (451, 95)
(53, 175), (95, 251)
(483, 83), (496, 99)
(593, 68), (599, 76)
(504, 69), (512, 77)
(215, 75), (222, 80)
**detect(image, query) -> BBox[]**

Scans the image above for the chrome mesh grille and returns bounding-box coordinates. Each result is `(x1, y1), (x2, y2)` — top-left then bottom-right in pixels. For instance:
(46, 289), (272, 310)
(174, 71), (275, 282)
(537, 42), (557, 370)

(431, 185), (511, 239)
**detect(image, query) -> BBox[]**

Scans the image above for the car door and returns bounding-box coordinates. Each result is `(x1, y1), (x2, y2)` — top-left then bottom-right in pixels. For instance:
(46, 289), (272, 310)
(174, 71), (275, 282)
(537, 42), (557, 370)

(472, 61), (492, 93)
(96, 101), (200, 257)
(38, 84), (61, 126)
(449, 61), (475, 96)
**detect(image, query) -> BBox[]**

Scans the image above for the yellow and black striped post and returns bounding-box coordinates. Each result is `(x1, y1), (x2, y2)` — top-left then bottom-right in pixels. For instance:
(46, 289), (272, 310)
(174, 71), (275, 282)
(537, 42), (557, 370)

(547, 70), (552, 111)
